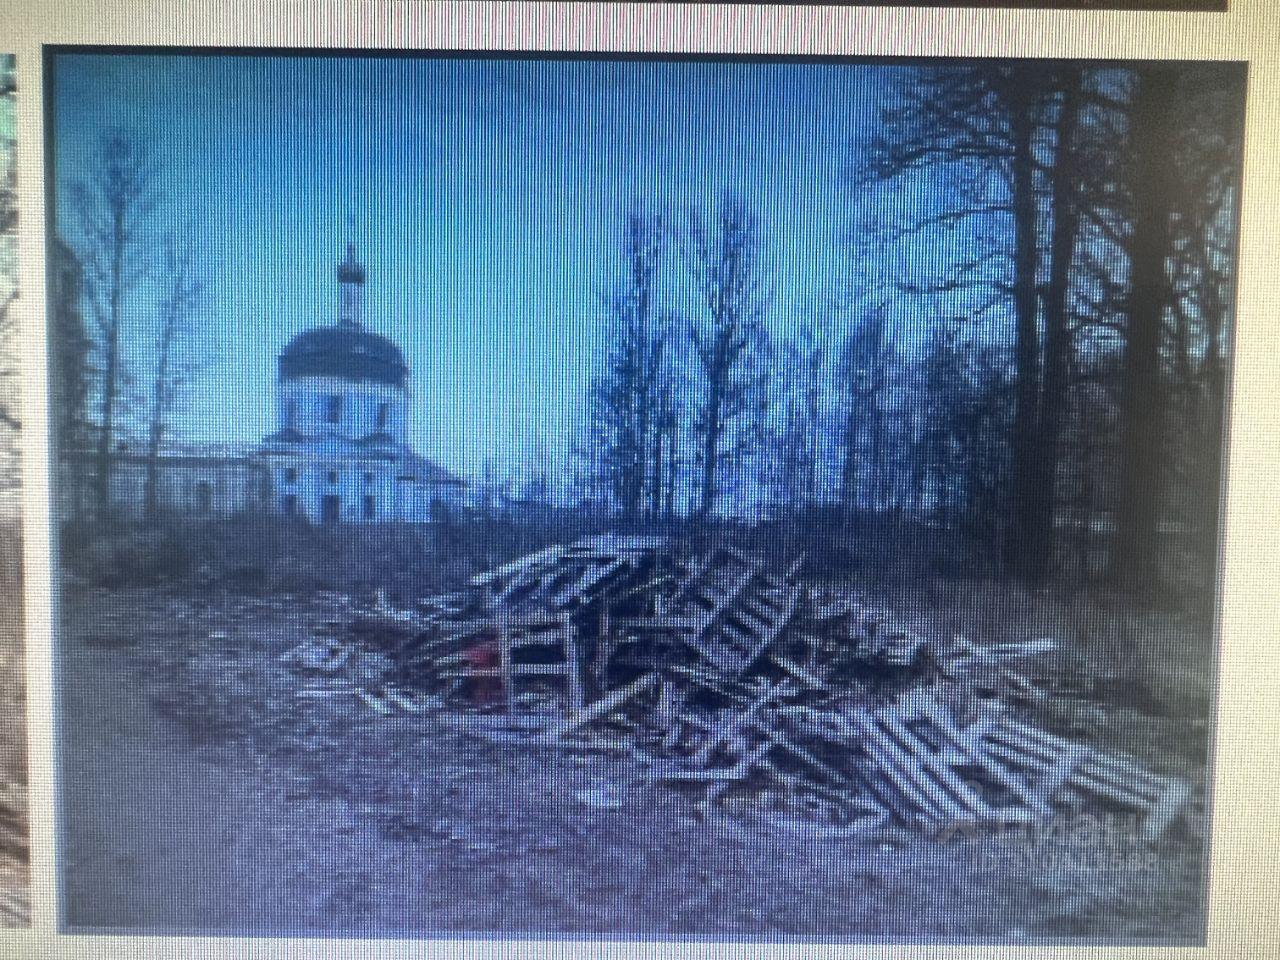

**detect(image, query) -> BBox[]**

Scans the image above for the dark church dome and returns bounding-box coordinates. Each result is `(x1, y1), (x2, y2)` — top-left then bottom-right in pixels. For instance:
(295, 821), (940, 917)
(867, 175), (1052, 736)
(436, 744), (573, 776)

(278, 325), (408, 387)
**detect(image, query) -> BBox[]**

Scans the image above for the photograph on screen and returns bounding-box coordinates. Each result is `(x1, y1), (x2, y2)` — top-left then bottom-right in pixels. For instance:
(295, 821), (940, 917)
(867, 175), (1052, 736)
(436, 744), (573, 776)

(45, 49), (1243, 942)
(0, 51), (29, 929)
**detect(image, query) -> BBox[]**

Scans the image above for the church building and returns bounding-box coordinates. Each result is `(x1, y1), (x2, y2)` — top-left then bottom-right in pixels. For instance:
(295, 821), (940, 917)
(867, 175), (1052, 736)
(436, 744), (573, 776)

(258, 242), (465, 522)
(62, 242), (466, 523)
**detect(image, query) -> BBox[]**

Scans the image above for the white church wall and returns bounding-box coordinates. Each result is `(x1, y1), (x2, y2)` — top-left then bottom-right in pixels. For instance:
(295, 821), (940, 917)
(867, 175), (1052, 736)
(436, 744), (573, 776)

(268, 454), (433, 523)
(278, 376), (407, 441)
(56, 455), (269, 520)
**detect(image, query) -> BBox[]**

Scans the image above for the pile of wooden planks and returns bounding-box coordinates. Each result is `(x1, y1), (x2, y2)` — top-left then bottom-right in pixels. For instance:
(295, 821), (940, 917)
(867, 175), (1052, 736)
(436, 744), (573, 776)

(351, 535), (1191, 841)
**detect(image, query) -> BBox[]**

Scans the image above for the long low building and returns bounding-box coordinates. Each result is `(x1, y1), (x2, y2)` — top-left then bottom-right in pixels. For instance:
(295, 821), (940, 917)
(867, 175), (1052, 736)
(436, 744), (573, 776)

(60, 242), (467, 523)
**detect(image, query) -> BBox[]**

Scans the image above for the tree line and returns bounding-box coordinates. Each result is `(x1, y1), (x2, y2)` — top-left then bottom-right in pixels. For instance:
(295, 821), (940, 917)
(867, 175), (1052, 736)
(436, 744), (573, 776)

(578, 61), (1243, 595)
(48, 62), (1242, 598)
(51, 130), (211, 520)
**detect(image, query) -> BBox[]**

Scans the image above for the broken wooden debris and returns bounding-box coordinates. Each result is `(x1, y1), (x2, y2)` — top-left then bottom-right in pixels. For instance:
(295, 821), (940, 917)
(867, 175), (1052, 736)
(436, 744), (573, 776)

(332, 535), (1190, 842)
(534, 672), (658, 745)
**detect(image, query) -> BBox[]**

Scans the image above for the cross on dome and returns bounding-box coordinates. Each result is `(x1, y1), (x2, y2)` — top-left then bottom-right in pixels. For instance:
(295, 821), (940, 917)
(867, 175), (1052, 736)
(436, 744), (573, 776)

(337, 240), (365, 327)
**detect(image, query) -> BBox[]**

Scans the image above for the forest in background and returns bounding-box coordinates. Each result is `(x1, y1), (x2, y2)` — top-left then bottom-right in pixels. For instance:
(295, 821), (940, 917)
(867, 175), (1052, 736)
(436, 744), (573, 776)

(570, 61), (1242, 599)
(49, 60), (1244, 607)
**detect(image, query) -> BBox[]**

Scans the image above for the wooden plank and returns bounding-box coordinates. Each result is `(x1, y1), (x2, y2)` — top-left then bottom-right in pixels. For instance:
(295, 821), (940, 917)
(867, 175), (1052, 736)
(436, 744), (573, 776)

(1078, 748), (1169, 792)
(690, 681), (788, 766)
(688, 564), (760, 641)
(382, 687), (429, 712)
(750, 718), (848, 785)
(1141, 780), (1192, 841)
(877, 711), (996, 819)
(613, 616), (705, 632)
(552, 557), (627, 607)
(919, 700), (1052, 817)
(440, 663), (574, 679)
(494, 566), (549, 605)
(716, 621), (758, 654)
(561, 613), (584, 714)
(769, 654), (830, 692)
(738, 585), (802, 672)
(738, 597), (783, 629)
(471, 545), (564, 587)
(534, 672), (659, 743)
(357, 690), (394, 715)
(724, 602), (772, 632)
(1032, 744), (1092, 803)
(847, 713), (963, 821)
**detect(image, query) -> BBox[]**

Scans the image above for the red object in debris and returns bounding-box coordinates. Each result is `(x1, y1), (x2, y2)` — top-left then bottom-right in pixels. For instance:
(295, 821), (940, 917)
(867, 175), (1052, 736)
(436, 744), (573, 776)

(466, 639), (503, 705)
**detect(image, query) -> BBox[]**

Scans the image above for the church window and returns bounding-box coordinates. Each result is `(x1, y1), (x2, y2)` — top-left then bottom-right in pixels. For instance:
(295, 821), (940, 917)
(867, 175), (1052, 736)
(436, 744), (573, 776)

(363, 472), (373, 485)
(325, 394), (343, 424)
(285, 400), (296, 428)
(282, 494), (297, 516)
(362, 495), (376, 520)
(284, 467), (297, 483)
(327, 470), (339, 485)
(376, 402), (389, 430)
(321, 495), (341, 523)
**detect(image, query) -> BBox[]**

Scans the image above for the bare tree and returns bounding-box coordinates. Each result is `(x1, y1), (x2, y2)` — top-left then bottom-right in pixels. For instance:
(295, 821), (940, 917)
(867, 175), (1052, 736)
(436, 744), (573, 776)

(143, 231), (208, 521)
(836, 307), (893, 521)
(763, 323), (825, 522)
(1106, 64), (1243, 590)
(684, 194), (771, 519)
(49, 238), (92, 472)
(71, 129), (158, 515)
(588, 208), (671, 520)
(860, 63), (1112, 584)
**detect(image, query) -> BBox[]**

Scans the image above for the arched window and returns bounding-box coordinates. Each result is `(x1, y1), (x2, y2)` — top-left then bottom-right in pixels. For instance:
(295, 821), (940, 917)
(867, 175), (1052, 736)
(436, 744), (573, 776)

(376, 402), (390, 430)
(324, 394), (342, 424)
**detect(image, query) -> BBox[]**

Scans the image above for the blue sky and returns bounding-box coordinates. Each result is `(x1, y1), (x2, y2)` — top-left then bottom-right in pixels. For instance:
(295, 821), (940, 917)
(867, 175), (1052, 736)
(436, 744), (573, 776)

(52, 53), (900, 483)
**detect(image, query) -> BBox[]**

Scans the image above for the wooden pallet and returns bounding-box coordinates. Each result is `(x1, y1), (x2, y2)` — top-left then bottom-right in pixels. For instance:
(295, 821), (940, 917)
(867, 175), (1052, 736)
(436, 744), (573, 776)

(662, 549), (804, 676)
(970, 711), (1191, 840)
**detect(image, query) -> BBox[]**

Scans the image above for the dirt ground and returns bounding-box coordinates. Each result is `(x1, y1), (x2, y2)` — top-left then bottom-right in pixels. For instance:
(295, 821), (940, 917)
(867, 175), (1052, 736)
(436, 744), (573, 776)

(59, 584), (1209, 942)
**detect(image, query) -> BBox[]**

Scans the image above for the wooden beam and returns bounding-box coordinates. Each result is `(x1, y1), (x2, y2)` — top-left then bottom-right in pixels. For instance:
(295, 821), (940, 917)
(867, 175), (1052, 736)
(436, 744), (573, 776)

(769, 653), (829, 692)
(562, 613), (584, 714)
(471, 545), (564, 587)
(534, 672), (659, 744)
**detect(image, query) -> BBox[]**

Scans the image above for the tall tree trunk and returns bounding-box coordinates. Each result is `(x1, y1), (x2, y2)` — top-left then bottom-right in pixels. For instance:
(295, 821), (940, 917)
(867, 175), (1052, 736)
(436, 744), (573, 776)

(1031, 70), (1084, 585)
(1004, 79), (1044, 583)
(1111, 67), (1178, 590)
(664, 426), (677, 520)
(94, 210), (126, 515)
(143, 319), (176, 523)
(840, 400), (860, 523)
(143, 421), (163, 520)
(698, 378), (722, 519)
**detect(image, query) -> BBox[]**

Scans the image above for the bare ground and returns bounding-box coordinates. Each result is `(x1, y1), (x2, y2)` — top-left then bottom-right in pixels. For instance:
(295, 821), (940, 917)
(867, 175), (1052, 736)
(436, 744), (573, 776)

(60, 584), (1209, 941)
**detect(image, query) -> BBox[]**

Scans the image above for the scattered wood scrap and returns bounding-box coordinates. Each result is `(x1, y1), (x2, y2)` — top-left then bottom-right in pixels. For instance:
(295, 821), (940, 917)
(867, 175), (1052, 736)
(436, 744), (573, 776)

(331, 535), (1191, 842)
